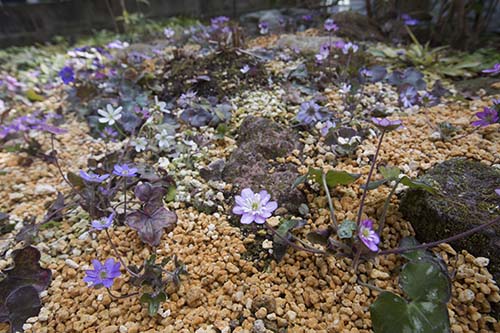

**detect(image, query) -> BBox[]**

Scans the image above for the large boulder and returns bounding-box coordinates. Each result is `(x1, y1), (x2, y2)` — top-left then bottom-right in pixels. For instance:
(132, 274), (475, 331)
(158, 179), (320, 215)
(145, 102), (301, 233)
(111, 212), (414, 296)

(399, 158), (500, 282)
(222, 116), (306, 214)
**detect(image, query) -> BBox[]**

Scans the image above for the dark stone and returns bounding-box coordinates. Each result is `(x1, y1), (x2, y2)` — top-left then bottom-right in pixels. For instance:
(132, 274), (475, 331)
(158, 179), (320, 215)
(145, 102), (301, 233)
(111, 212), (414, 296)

(454, 77), (500, 97)
(252, 294), (277, 313)
(222, 116), (306, 213)
(332, 11), (385, 42)
(399, 158), (500, 283)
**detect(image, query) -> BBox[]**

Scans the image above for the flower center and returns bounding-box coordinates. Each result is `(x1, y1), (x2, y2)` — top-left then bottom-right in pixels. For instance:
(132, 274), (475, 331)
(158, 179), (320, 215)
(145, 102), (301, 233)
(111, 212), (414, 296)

(251, 202), (260, 211)
(362, 229), (370, 237)
(99, 271), (108, 279)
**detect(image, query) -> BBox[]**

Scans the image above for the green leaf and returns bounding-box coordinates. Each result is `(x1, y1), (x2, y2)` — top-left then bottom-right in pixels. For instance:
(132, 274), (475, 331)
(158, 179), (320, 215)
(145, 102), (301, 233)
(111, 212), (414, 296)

(291, 174), (308, 189)
(306, 227), (333, 246)
(140, 292), (166, 316)
(26, 89), (44, 102)
(371, 292), (450, 333)
(399, 237), (429, 262)
(337, 220), (357, 239)
(273, 219), (306, 262)
(379, 166), (401, 180)
(400, 261), (451, 303)
(324, 170), (361, 188)
(400, 176), (436, 194)
(364, 179), (388, 190)
(165, 186), (176, 202)
(307, 168), (323, 184)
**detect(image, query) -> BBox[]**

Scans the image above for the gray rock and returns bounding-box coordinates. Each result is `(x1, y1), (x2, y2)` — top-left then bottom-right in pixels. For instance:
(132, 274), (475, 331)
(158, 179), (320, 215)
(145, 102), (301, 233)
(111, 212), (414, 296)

(240, 9), (285, 35)
(399, 158), (500, 282)
(253, 319), (266, 333)
(223, 116), (305, 213)
(276, 34), (342, 53)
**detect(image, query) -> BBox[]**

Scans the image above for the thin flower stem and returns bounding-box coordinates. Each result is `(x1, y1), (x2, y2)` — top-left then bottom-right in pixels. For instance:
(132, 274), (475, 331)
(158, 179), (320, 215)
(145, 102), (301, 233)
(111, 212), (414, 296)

(322, 172), (338, 228)
(123, 180), (127, 217)
(106, 288), (139, 299)
(377, 179), (400, 235)
(356, 131), (385, 227)
(379, 216), (500, 255)
(264, 224), (325, 255)
(356, 278), (387, 294)
(50, 135), (77, 192)
(453, 127), (480, 141)
(105, 229), (141, 278)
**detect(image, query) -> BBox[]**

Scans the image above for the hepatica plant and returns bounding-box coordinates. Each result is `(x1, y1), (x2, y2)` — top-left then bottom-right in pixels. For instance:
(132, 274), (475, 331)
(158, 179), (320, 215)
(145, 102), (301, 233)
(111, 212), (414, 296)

(232, 116), (500, 333)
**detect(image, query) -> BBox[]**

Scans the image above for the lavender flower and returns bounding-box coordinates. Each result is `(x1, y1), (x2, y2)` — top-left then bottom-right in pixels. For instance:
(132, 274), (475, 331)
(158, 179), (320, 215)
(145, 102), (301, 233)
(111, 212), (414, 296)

(324, 18), (338, 32)
(211, 16), (230, 30)
(401, 14), (419, 26)
(58, 66), (75, 84)
(296, 100), (328, 125)
(178, 90), (197, 107)
(359, 219), (380, 252)
(482, 64), (500, 75)
(334, 40), (345, 49)
(164, 28), (175, 39)
(0, 99), (5, 114)
(258, 22), (269, 35)
(91, 213), (115, 230)
(302, 14), (312, 21)
(107, 40), (129, 49)
(471, 107), (499, 127)
(132, 137), (148, 152)
(342, 42), (358, 55)
(315, 46), (329, 62)
(100, 126), (119, 140)
(319, 120), (335, 136)
(83, 258), (121, 288)
(496, 189), (500, 196)
(79, 170), (110, 183)
(113, 164), (138, 177)
(399, 85), (419, 108)
(232, 188), (277, 224)
(97, 104), (122, 126)
(371, 117), (403, 131)
(240, 65), (251, 74)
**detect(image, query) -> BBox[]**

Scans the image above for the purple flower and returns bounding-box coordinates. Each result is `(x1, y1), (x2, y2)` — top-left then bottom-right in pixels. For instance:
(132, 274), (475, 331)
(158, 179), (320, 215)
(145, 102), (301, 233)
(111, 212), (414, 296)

(59, 66), (75, 84)
(91, 213), (115, 230)
(164, 28), (175, 39)
(371, 117), (403, 131)
(495, 189), (500, 196)
(258, 21), (269, 35)
(482, 63), (500, 75)
(113, 164), (138, 177)
(100, 126), (119, 141)
(315, 46), (330, 62)
(211, 16), (230, 30)
(79, 170), (110, 183)
(296, 100), (328, 125)
(83, 258), (121, 288)
(319, 120), (335, 136)
(471, 107), (499, 127)
(178, 90), (197, 107)
(359, 219), (380, 252)
(324, 18), (338, 32)
(233, 188), (278, 224)
(399, 85), (419, 108)
(342, 42), (358, 55)
(334, 40), (345, 49)
(302, 14), (312, 21)
(402, 14), (419, 26)
(107, 40), (129, 49)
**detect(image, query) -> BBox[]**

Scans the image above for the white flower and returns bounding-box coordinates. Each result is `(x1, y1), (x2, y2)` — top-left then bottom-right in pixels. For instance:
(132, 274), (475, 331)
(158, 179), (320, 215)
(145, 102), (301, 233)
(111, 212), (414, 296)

(240, 65), (251, 74)
(339, 83), (351, 94)
(97, 104), (122, 126)
(132, 137), (148, 152)
(107, 40), (129, 49)
(338, 136), (361, 145)
(155, 130), (175, 150)
(154, 96), (169, 113)
(158, 157), (170, 169)
(0, 99), (5, 114)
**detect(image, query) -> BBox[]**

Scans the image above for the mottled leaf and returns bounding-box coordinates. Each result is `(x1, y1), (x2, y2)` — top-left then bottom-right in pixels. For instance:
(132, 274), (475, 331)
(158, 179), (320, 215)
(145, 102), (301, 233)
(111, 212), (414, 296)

(324, 170), (361, 188)
(4, 286), (41, 333)
(126, 205), (177, 247)
(291, 174), (308, 189)
(379, 166), (401, 180)
(273, 219), (306, 262)
(337, 220), (357, 239)
(306, 227), (333, 246)
(400, 261), (451, 304)
(400, 176), (436, 194)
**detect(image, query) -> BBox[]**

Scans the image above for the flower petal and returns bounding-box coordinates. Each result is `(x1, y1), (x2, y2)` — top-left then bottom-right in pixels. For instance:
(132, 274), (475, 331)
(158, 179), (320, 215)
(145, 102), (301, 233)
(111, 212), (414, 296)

(240, 214), (254, 224)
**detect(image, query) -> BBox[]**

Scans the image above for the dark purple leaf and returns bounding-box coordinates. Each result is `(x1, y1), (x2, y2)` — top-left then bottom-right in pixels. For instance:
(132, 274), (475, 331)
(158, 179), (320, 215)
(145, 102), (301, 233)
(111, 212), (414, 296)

(126, 206), (177, 246)
(0, 246), (51, 333)
(4, 286), (41, 333)
(273, 219), (306, 262)
(134, 183), (167, 208)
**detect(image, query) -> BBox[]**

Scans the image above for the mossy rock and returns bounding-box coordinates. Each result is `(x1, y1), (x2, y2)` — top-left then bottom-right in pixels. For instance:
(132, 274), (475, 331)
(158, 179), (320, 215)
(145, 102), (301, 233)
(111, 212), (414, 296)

(223, 116), (305, 214)
(399, 158), (500, 284)
(162, 50), (269, 99)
